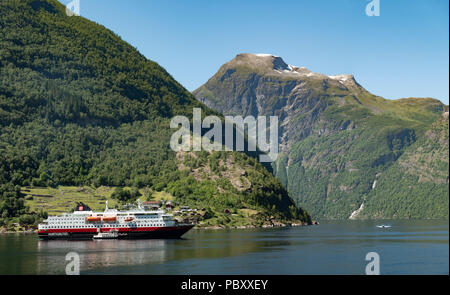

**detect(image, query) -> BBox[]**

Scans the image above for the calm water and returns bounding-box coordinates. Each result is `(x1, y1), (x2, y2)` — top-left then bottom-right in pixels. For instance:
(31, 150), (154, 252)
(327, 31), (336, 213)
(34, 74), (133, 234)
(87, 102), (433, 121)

(0, 220), (448, 275)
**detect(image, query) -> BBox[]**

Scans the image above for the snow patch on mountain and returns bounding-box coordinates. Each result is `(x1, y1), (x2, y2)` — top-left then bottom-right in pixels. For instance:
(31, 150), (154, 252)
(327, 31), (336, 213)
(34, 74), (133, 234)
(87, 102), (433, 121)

(255, 53), (279, 57)
(329, 74), (355, 84)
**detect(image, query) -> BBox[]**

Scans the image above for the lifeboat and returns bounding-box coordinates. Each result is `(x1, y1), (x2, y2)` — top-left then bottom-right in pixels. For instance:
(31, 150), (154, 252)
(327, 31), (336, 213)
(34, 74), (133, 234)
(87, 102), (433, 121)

(86, 216), (101, 222)
(102, 216), (117, 222)
(125, 217), (134, 222)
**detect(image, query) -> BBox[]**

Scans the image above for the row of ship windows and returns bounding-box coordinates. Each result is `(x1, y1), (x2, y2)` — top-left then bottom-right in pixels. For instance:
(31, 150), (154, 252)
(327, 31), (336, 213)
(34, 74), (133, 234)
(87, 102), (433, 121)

(45, 224), (166, 228)
(54, 217), (162, 220)
(49, 221), (164, 225)
(50, 220), (164, 224)
(52, 216), (159, 220)
(51, 218), (84, 220)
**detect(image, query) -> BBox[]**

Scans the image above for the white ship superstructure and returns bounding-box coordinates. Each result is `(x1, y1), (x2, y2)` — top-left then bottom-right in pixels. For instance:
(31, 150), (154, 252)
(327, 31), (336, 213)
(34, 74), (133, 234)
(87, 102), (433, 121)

(38, 201), (194, 240)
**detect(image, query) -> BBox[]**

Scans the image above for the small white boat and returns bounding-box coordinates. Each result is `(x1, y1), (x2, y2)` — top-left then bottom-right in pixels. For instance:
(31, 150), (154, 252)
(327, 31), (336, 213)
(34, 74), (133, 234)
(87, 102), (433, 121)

(376, 225), (391, 228)
(93, 229), (119, 239)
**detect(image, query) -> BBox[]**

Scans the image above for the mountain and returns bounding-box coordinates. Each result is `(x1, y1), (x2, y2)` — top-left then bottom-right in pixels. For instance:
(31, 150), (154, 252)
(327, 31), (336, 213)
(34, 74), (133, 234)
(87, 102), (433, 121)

(0, 1), (311, 228)
(359, 111), (449, 219)
(194, 53), (449, 219)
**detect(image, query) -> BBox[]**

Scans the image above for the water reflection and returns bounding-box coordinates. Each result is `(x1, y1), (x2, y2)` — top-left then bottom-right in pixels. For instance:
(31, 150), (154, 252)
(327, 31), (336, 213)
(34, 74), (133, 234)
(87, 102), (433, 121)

(36, 239), (168, 274)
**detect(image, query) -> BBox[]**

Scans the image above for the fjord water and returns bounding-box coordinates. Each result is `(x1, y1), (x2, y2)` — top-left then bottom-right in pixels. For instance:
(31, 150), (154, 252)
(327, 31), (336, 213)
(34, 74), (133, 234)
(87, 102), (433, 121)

(0, 220), (447, 275)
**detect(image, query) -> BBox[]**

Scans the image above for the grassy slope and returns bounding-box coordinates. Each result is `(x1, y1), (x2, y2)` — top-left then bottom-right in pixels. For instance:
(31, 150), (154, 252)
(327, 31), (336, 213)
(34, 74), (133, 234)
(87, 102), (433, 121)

(24, 186), (119, 214)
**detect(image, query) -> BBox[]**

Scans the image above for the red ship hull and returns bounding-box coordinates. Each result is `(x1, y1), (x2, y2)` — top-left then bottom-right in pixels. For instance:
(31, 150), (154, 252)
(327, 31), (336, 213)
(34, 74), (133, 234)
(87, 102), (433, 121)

(38, 224), (195, 240)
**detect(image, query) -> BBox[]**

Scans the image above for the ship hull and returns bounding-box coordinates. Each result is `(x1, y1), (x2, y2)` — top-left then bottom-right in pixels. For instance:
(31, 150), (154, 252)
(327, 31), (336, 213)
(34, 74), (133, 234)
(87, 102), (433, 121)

(38, 224), (194, 240)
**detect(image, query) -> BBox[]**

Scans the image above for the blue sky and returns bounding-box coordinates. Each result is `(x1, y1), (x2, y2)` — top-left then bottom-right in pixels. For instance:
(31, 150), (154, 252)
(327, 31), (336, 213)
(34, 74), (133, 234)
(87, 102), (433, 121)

(60, 0), (449, 104)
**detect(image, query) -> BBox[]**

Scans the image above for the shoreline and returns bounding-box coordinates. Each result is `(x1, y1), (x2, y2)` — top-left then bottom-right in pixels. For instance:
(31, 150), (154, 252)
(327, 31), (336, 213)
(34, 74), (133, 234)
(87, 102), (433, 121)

(0, 230), (37, 234)
(1, 221), (319, 234)
(194, 221), (319, 230)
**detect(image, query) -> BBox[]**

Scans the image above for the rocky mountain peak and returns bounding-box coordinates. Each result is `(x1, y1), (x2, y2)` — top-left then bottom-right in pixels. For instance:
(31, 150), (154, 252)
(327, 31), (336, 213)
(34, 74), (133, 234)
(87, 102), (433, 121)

(229, 53), (291, 71)
(224, 54), (360, 85)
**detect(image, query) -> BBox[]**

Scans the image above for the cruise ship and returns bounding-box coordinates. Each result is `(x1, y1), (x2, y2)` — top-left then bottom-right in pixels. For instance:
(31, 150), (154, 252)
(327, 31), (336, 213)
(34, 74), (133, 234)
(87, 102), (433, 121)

(38, 200), (194, 240)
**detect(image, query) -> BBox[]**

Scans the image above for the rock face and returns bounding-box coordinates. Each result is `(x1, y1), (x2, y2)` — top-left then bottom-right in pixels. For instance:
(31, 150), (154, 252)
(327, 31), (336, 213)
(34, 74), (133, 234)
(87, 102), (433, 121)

(195, 54), (365, 152)
(194, 53), (449, 219)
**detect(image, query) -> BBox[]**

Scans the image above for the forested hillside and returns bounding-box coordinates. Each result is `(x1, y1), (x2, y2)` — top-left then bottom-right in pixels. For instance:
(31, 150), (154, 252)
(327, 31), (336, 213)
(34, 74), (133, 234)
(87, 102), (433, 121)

(360, 110), (449, 219)
(0, 0), (311, 228)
